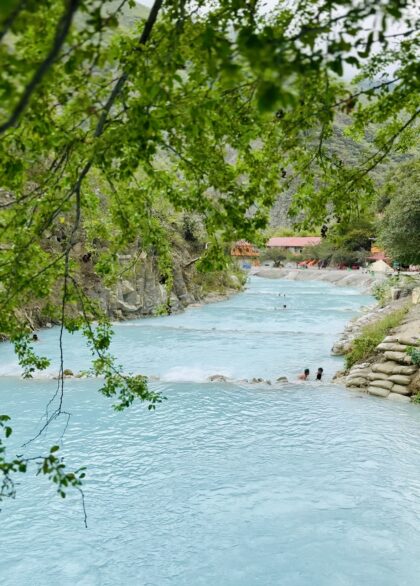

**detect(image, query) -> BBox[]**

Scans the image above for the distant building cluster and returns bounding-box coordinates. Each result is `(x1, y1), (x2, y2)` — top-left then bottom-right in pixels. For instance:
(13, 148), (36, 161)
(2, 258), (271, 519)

(230, 240), (260, 269)
(231, 236), (417, 273)
(266, 236), (321, 253)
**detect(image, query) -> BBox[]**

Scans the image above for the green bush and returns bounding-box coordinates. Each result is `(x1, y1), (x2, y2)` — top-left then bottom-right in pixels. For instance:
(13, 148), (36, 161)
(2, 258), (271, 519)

(345, 306), (409, 368)
(407, 346), (420, 366)
(260, 247), (288, 266)
(371, 282), (390, 307)
(193, 264), (246, 295)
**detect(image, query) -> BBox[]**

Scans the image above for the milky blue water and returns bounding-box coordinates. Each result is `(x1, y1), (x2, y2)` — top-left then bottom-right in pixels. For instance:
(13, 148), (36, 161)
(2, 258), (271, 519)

(1, 277), (420, 586)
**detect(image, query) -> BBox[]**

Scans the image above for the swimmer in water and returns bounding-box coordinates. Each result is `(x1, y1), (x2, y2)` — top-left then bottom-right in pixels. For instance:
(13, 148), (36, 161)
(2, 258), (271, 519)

(298, 368), (310, 381)
(316, 367), (324, 381)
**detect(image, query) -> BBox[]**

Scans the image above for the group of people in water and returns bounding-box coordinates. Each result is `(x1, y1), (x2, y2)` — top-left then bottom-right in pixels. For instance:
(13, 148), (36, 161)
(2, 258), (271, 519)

(298, 367), (323, 381)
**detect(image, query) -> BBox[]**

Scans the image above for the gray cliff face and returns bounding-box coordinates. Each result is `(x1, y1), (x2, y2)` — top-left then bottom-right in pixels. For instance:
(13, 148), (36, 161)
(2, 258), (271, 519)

(19, 228), (243, 331)
(75, 253), (202, 321)
(103, 256), (197, 319)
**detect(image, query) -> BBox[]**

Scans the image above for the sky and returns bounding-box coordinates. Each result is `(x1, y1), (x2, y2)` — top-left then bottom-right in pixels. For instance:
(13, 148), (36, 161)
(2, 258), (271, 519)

(135, 0), (414, 81)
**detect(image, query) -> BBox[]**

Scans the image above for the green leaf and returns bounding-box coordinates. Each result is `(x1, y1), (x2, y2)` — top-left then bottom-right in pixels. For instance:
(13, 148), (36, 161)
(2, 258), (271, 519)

(257, 82), (279, 111)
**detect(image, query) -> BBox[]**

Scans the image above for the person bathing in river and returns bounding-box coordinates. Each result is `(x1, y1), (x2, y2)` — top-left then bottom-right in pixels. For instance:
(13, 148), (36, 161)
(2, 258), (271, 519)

(298, 368), (310, 381)
(316, 367), (324, 381)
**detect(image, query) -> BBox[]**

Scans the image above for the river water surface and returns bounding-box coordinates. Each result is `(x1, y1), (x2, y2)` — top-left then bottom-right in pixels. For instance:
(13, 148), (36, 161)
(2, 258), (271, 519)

(0, 277), (419, 586)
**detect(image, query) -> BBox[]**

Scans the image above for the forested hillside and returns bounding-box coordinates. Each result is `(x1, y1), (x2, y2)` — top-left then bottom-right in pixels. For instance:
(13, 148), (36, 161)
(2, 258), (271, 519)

(270, 113), (416, 228)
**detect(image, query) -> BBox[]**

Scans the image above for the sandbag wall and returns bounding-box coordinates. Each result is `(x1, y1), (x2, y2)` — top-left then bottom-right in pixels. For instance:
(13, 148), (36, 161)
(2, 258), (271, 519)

(345, 335), (419, 402)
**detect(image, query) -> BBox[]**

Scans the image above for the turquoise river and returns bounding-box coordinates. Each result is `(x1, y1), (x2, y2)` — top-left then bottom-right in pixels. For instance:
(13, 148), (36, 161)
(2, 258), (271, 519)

(0, 276), (419, 585)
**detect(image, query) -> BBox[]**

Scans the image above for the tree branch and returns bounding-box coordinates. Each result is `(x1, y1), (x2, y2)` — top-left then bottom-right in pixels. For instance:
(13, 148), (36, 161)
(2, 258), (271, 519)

(0, 0), (80, 135)
(94, 0), (164, 138)
(0, 0), (26, 42)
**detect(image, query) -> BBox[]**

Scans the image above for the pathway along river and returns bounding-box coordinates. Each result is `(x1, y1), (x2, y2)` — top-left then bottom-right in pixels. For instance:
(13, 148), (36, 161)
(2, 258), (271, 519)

(1, 277), (420, 585)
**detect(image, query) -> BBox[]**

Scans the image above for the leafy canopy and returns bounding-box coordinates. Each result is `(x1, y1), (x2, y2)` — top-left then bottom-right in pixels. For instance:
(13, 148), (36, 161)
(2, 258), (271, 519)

(0, 0), (419, 508)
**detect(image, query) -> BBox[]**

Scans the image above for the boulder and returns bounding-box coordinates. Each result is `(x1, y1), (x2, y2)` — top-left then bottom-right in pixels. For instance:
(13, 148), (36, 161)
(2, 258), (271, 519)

(120, 279), (136, 296)
(389, 374), (412, 385)
(124, 291), (140, 306)
(367, 386), (390, 398)
(116, 299), (140, 313)
(370, 379), (393, 390)
(383, 351), (412, 365)
(208, 375), (229, 382)
(276, 376), (289, 383)
(331, 342), (348, 355)
(228, 274), (242, 288)
(391, 384), (411, 396)
(387, 393), (411, 403)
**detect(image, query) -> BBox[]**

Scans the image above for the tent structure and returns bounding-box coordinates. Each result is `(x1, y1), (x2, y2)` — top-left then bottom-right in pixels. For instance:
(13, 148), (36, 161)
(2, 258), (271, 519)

(370, 259), (393, 273)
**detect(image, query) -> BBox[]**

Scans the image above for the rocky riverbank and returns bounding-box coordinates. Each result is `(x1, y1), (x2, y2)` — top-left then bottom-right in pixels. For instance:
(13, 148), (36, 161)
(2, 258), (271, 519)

(17, 248), (244, 332)
(254, 267), (383, 291)
(331, 297), (408, 356)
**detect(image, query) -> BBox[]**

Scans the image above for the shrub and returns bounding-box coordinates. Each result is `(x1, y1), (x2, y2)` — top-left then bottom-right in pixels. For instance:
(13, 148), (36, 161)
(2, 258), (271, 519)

(304, 241), (335, 262)
(407, 346), (420, 366)
(340, 228), (372, 252)
(345, 306), (409, 368)
(260, 247), (288, 266)
(371, 282), (390, 307)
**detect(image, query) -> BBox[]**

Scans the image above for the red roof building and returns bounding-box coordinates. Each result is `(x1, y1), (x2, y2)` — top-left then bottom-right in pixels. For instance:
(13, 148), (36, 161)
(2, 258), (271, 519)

(231, 240), (260, 268)
(267, 237), (321, 253)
